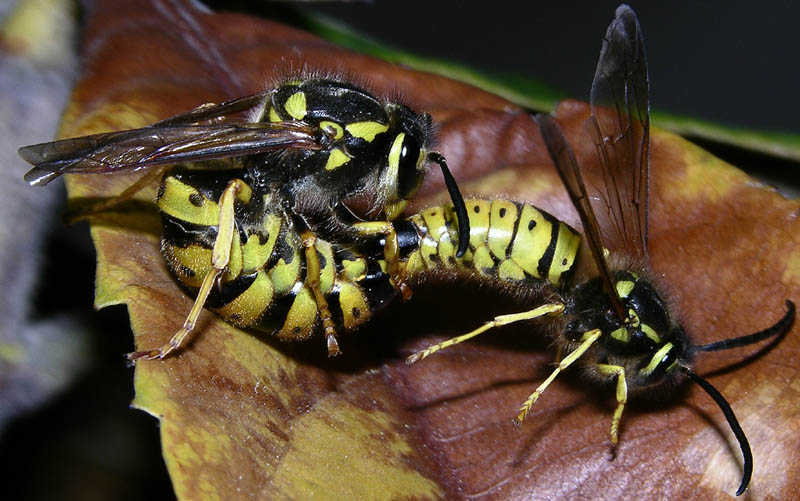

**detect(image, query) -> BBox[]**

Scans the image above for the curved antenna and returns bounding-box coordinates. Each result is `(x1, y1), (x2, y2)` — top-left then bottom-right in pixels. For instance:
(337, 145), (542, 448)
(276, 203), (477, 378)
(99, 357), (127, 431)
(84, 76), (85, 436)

(428, 152), (470, 258)
(683, 368), (751, 496)
(694, 300), (795, 353)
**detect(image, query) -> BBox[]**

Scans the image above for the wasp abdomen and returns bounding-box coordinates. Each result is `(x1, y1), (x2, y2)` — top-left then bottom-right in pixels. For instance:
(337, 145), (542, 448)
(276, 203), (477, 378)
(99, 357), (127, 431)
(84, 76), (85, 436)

(157, 171), (394, 342)
(405, 199), (581, 289)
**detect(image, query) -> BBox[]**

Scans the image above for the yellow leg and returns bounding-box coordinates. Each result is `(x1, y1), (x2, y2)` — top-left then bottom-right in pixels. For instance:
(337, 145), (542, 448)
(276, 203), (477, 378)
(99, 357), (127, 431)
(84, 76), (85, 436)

(596, 364), (628, 445)
(300, 230), (340, 356)
(406, 303), (565, 364)
(351, 221), (411, 301)
(68, 167), (164, 223)
(515, 329), (602, 424)
(127, 178), (243, 363)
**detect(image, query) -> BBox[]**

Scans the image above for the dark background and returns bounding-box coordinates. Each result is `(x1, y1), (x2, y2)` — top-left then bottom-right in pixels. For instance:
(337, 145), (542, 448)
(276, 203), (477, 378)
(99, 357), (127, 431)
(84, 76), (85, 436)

(295, 1), (800, 134)
(2, 2), (797, 500)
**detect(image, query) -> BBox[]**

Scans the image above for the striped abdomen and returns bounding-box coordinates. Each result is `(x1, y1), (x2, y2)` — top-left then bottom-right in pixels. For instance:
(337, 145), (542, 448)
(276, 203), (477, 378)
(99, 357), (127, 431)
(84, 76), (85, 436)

(157, 170), (398, 342)
(403, 199), (581, 289)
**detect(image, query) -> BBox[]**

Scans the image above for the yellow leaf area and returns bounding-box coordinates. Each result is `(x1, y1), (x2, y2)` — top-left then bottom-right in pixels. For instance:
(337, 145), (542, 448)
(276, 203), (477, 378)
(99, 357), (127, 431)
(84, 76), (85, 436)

(56, 4), (800, 499)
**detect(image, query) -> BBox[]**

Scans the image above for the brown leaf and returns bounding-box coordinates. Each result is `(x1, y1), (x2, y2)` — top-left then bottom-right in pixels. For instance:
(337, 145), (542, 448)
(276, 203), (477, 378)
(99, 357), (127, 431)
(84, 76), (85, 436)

(57, 1), (800, 499)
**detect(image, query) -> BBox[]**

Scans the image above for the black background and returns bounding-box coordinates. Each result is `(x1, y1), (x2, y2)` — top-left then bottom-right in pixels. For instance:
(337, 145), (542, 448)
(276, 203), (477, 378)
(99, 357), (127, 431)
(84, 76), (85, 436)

(295, 1), (800, 134)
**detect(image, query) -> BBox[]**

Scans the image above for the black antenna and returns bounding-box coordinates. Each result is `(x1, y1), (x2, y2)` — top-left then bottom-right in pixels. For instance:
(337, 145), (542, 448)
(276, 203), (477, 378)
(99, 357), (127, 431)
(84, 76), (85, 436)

(683, 369), (751, 496)
(428, 152), (470, 257)
(694, 301), (795, 353)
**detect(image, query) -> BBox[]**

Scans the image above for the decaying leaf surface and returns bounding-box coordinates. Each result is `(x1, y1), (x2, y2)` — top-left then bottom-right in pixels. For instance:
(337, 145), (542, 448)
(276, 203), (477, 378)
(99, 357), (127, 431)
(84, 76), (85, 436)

(55, 1), (800, 499)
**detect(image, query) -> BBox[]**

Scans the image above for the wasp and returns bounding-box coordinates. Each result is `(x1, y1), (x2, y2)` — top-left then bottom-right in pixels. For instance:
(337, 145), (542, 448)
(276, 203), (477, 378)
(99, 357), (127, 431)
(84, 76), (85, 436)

(19, 77), (470, 358)
(404, 6), (794, 495)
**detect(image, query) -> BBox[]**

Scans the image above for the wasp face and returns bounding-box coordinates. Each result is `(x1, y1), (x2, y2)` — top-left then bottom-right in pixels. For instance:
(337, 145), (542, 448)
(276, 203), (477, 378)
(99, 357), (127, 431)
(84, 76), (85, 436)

(381, 105), (431, 220)
(566, 271), (690, 389)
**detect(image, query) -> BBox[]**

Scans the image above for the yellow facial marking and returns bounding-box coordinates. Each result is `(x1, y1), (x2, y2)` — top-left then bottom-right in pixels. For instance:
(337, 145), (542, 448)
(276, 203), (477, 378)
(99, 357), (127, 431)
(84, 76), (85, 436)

(610, 327), (630, 343)
(615, 280), (635, 299)
(346, 121), (389, 142)
(626, 309), (640, 327)
(387, 133), (405, 177)
(284, 91), (307, 120)
(641, 324), (661, 344)
(640, 343), (674, 376)
(320, 120), (344, 140)
(325, 148), (351, 171)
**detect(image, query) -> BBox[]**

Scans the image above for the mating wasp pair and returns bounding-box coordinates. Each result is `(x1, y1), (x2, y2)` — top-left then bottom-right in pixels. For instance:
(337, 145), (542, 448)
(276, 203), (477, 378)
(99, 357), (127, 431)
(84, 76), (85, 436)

(19, 4), (794, 496)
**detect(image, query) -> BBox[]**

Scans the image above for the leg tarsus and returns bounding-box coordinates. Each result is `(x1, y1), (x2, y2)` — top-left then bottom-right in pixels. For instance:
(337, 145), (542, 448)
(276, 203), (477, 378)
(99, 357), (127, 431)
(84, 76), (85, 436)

(127, 179), (244, 363)
(515, 329), (602, 424)
(596, 363), (628, 445)
(300, 230), (340, 356)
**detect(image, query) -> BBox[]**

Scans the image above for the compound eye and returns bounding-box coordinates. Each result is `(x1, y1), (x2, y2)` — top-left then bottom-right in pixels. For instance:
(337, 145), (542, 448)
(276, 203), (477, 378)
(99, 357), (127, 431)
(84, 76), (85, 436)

(396, 134), (424, 199)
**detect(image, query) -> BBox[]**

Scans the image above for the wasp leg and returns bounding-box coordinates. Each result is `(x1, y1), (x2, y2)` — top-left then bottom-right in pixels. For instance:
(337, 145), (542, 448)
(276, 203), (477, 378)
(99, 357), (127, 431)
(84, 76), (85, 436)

(67, 167), (164, 223)
(595, 364), (628, 445)
(351, 220), (411, 301)
(300, 230), (341, 357)
(127, 178), (244, 363)
(406, 303), (565, 364)
(515, 328), (602, 424)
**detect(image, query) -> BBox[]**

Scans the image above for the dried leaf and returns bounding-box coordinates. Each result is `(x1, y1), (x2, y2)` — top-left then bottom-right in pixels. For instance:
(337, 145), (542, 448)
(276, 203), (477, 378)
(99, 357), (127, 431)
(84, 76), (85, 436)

(54, 1), (800, 499)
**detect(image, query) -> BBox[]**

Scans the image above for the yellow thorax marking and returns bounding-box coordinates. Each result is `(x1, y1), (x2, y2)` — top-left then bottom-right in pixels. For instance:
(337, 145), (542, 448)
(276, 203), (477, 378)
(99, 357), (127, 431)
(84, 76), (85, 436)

(610, 327), (630, 343)
(325, 148), (351, 171)
(268, 106), (281, 123)
(319, 120), (344, 139)
(284, 91), (307, 120)
(346, 121), (389, 142)
(616, 280), (635, 299)
(320, 120), (344, 140)
(641, 323), (661, 343)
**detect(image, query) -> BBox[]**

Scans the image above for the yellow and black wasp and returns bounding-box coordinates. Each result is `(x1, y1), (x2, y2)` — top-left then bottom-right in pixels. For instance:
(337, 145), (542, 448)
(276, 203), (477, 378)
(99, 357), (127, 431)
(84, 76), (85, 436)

(403, 6), (794, 495)
(19, 77), (470, 358)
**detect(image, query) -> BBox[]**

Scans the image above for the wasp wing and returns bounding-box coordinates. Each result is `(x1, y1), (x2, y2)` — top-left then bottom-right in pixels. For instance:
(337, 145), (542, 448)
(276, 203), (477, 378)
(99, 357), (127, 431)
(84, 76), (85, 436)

(150, 92), (267, 127)
(20, 122), (322, 186)
(586, 4), (650, 262)
(536, 114), (627, 321)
